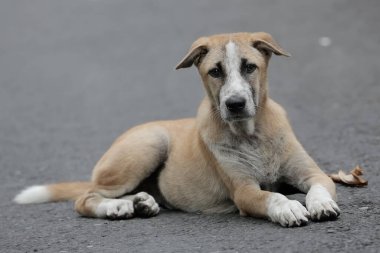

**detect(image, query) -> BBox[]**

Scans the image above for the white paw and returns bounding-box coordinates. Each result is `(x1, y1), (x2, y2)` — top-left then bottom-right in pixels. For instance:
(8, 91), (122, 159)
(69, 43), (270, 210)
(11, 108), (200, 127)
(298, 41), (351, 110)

(306, 185), (340, 221)
(133, 192), (160, 218)
(96, 199), (134, 219)
(267, 193), (310, 227)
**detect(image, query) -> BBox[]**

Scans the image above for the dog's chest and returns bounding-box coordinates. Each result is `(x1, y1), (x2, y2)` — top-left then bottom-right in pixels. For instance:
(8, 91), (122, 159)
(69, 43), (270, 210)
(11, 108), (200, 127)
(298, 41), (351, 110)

(210, 136), (282, 184)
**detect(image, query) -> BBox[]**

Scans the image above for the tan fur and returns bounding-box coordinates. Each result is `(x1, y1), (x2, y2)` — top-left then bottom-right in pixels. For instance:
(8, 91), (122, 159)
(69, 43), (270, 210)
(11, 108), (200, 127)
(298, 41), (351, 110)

(16, 32), (339, 226)
(47, 182), (93, 201)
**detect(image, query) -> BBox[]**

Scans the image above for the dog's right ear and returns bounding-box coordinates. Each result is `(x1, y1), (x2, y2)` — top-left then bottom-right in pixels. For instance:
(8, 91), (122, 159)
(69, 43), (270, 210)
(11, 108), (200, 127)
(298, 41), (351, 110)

(176, 37), (209, 69)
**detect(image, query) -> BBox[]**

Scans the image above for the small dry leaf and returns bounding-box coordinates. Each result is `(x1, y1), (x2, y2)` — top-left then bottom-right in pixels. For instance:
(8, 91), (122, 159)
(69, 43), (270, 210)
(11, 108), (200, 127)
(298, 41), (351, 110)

(329, 165), (368, 187)
(351, 166), (363, 176)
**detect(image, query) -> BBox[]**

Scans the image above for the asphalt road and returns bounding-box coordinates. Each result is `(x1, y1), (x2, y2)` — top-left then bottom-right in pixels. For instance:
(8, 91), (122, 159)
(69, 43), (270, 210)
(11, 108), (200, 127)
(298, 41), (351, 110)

(1, 0), (379, 252)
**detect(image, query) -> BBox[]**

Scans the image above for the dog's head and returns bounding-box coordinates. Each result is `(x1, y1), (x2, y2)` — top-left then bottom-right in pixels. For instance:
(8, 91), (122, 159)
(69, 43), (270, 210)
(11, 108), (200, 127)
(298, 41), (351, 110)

(176, 32), (289, 123)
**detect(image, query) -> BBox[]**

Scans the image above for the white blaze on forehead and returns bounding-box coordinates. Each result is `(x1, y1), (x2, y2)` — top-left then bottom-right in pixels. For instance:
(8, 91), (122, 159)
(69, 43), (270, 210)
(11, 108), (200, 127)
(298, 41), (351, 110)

(225, 41), (245, 91)
(225, 41), (240, 75)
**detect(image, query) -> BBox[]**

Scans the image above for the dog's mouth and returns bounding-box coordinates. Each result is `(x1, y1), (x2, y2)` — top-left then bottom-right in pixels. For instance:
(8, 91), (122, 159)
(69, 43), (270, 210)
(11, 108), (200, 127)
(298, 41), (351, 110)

(222, 111), (255, 123)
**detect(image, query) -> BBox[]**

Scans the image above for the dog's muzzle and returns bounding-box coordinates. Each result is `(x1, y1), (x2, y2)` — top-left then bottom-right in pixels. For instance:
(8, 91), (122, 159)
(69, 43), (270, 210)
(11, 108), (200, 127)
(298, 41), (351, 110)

(225, 95), (246, 113)
(222, 95), (254, 122)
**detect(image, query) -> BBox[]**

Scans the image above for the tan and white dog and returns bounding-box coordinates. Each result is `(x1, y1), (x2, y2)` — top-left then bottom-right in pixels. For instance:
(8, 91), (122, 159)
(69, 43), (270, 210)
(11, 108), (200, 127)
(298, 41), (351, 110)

(14, 32), (340, 227)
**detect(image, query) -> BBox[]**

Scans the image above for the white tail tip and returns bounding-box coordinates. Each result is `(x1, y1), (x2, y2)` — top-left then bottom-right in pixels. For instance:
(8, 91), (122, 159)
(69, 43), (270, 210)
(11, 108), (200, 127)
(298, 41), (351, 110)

(14, 185), (51, 204)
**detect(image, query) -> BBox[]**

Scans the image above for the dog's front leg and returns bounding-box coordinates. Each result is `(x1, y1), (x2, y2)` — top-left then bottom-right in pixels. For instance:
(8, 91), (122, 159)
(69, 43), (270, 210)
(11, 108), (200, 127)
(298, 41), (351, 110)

(233, 182), (309, 227)
(303, 173), (341, 221)
(284, 143), (341, 221)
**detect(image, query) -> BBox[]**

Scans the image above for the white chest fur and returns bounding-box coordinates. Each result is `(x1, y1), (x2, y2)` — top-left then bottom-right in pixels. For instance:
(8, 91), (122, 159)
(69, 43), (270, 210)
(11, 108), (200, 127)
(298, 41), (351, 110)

(208, 133), (282, 185)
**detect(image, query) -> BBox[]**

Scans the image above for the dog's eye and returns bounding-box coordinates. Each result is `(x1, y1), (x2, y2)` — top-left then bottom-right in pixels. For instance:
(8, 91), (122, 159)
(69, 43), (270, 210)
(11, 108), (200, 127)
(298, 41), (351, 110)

(244, 63), (257, 74)
(208, 68), (222, 78)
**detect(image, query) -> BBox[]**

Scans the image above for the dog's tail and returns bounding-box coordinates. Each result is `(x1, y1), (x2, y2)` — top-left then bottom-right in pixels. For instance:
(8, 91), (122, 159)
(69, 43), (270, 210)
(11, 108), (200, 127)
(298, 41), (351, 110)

(13, 182), (93, 204)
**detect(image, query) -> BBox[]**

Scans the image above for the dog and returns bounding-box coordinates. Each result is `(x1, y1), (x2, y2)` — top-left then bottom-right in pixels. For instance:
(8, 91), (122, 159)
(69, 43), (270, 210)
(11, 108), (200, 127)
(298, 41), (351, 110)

(14, 32), (340, 227)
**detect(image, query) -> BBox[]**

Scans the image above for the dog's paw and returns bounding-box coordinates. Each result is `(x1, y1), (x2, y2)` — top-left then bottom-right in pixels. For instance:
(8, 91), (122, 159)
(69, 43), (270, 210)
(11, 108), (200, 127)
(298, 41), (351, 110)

(267, 193), (310, 227)
(306, 185), (340, 221)
(133, 192), (160, 218)
(96, 199), (134, 219)
(307, 198), (340, 221)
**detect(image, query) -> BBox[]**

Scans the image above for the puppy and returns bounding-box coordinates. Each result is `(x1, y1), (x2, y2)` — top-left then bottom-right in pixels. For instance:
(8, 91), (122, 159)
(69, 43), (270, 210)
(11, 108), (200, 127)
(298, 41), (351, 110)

(15, 32), (340, 227)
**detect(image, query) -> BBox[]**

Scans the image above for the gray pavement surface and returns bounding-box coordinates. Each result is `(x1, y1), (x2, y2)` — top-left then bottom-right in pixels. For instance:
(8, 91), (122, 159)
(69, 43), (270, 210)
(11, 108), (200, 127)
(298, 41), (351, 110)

(1, 0), (379, 252)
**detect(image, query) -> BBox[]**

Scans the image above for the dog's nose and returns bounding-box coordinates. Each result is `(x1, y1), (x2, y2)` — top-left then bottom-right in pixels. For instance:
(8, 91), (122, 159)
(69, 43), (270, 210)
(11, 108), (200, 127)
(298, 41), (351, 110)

(225, 96), (246, 112)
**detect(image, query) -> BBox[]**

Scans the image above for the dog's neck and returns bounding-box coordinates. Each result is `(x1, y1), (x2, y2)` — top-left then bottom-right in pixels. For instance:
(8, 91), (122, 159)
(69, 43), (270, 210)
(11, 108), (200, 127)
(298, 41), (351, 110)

(196, 97), (267, 142)
(227, 119), (255, 136)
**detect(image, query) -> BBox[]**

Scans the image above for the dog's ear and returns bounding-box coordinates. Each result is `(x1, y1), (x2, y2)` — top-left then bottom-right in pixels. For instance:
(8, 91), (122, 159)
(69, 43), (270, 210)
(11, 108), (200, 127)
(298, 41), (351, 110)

(176, 37), (209, 69)
(252, 32), (291, 58)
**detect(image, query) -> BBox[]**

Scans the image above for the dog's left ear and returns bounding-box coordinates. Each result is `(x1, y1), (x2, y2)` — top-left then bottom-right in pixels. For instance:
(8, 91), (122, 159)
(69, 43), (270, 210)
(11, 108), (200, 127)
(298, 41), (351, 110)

(176, 37), (209, 69)
(252, 32), (291, 57)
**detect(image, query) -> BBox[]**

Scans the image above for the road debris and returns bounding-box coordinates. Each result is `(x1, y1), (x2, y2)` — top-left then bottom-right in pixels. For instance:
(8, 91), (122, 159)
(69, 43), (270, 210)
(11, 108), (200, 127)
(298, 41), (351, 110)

(329, 165), (368, 187)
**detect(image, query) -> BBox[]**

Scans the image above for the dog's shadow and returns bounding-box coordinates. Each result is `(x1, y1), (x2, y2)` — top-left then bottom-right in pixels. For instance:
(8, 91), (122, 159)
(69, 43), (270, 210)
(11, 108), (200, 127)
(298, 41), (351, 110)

(276, 183), (306, 206)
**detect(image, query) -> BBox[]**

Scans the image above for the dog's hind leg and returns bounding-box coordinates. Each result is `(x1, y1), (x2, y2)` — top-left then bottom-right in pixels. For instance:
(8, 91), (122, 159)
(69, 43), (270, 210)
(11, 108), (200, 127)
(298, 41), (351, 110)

(74, 125), (168, 219)
(75, 191), (160, 219)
